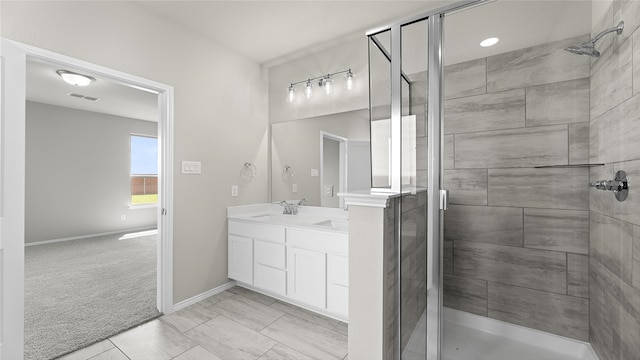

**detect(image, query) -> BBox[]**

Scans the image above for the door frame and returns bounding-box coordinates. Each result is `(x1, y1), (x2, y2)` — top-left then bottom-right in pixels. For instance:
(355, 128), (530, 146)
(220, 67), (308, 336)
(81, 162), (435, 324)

(2, 38), (175, 357)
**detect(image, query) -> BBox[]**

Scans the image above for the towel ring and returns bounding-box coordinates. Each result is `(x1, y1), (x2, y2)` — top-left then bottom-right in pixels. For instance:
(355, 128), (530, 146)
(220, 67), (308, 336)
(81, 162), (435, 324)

(241, 162), (257, 180)
(282, 165), (294, 180)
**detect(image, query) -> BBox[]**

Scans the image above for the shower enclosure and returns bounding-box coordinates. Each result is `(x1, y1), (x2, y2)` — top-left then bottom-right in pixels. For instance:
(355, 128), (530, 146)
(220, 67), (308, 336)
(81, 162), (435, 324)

(367, 0), (639, 359)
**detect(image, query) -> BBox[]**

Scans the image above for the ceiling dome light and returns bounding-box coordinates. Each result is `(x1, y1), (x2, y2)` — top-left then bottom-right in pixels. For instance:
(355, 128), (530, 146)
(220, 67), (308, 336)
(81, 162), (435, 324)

(480, 37), (499, 47)
(56, 70), (96, 86)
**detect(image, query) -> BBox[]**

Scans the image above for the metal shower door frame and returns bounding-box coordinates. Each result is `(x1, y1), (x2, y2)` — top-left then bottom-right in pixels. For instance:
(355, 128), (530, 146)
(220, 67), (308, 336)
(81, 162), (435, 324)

(367, 1), (488, 358)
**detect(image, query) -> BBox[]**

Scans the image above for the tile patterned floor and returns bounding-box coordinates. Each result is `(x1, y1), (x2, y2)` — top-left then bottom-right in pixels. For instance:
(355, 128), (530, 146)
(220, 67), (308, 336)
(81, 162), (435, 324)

(58, 286), (348, 360)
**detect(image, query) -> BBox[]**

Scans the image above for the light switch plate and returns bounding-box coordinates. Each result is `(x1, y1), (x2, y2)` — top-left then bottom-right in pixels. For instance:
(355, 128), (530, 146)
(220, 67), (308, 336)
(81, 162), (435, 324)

(292, 184), (298, 193)
(181, 161), (201, 175)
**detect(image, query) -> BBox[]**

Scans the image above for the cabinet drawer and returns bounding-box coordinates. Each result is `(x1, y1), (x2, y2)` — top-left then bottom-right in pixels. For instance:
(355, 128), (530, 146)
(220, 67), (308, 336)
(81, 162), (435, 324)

(254, 264), (287, 295)
(254, 240), (286, 269)
(288, 228), (348, 254)
(229, 220), (285, 243)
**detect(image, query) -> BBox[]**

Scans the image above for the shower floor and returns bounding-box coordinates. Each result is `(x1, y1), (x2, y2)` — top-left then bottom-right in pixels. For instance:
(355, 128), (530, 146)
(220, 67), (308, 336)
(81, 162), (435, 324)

(403, 308), (597, 360)
(443, 321), (583, 360)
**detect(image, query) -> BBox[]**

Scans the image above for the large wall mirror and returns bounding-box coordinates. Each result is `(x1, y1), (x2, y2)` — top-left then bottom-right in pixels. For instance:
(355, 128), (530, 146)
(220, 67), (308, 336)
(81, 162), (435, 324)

(271, 109), (371, 208)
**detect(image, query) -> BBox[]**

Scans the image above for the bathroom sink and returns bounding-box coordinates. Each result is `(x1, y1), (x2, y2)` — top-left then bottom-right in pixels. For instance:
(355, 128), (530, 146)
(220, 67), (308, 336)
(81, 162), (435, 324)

(313, 220), (349, 232)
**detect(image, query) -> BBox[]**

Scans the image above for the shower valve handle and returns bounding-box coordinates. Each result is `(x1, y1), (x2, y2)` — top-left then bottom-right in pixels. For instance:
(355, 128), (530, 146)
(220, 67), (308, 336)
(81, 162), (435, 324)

(589, 170), (629, 202)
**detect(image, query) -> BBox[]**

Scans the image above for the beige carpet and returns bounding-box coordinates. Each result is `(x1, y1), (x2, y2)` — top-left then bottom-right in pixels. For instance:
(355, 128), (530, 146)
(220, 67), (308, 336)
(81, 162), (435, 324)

(24, 231), (160, 360)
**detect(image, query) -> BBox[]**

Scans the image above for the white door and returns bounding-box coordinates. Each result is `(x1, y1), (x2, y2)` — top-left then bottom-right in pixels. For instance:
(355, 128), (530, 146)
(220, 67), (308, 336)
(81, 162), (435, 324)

(0, 37), (26, 360)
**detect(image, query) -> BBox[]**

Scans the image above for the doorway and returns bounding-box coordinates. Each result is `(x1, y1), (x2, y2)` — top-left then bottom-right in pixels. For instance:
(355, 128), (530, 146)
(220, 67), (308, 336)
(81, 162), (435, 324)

(0, 38), (174, 359)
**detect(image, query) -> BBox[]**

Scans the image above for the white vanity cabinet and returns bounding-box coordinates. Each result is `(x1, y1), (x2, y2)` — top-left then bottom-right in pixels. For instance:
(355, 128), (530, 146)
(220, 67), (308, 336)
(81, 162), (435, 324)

(228, 219), (286, 294)
(227, 204), (349, 321)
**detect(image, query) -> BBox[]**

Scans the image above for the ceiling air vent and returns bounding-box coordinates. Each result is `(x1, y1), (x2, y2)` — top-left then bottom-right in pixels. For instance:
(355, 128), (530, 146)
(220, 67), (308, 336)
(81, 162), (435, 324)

(68, 93), (100, 101)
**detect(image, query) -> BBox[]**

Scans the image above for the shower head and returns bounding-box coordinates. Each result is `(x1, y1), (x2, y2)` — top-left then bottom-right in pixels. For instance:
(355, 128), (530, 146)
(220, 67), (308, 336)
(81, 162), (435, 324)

(565, 42), (600, 57)
(564, 21), (624, 58)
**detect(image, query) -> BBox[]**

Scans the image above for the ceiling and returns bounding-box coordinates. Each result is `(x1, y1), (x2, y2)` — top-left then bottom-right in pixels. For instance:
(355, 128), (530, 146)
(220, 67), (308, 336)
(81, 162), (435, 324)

(27, 0), (591, 121)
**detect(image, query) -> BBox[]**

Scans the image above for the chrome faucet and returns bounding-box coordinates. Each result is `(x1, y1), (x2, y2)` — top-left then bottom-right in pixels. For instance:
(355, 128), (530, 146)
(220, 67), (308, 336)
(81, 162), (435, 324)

(279, 200), (298, 215)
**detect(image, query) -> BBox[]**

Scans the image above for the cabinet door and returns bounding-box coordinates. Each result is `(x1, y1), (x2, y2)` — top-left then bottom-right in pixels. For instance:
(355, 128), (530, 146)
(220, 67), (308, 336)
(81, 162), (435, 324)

(287, 247), (326, 309)
(228, 235), (253, 284)
(327, 254), (349, 317)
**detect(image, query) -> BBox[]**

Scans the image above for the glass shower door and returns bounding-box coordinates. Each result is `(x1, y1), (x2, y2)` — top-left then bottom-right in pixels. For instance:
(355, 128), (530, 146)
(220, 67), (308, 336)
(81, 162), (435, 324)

(368, 12), (445, 359)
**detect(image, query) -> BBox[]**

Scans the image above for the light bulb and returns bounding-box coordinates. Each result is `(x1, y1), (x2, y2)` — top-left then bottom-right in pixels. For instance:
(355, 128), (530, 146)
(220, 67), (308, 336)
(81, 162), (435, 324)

(346, 70), (354, 90)
(305, 80), (312, 98)
(324, 76), (332, 94)
(287, 84), (295, 103)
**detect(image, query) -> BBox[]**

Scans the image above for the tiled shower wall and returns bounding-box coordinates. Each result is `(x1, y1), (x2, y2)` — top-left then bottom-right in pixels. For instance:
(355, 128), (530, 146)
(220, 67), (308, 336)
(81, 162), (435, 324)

(588, 1), (640, 359)
(440, 35), (593, 341)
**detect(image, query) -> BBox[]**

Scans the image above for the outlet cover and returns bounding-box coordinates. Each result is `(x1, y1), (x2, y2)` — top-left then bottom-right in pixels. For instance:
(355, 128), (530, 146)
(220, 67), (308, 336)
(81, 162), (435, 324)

(231, 185), (239, 197)
(292, 184), (298, 193)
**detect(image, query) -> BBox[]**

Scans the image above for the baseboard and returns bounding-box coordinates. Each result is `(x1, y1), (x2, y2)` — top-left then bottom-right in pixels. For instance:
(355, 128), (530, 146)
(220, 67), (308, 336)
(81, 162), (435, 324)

(444, 307), (600, 360)
(25, 226), (157, 247)
(172, 281), (237, 312)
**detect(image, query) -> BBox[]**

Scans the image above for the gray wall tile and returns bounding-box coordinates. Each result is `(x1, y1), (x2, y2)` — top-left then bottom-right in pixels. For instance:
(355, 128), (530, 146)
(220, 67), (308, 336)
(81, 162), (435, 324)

(410, 72), (428, 106)
(590, 4), (614, 77)
(524, 208), (589, 254)
(445, 205), (523, 246)
(443, 274), (487, 316)
(634, 29), (640, 97)
(454, 241), (566, 294)
(487, 35), (590, 92)
(590, 37), (633, 120)
(443, 169), (488, 205)
(444, 135), (454, 170)
(444, 89), (525, 135)
(590, 212), (634, 285)
(589, 93), (640, 165)
(590, 259), (621, 360)
(444, 58), (486, 100)
(526, 78), (590, 127)
(568, 253), (589, 298)
(444, 240), (453, 275)
(569, 122), (590, 165)
(488, 282), (589, 341)
(455, 125), (568, 169)
(634, 225), (640, 290)
(590, 258), (640, 359)
(488, 167), (589, 210)
(613, 0), (640, 51)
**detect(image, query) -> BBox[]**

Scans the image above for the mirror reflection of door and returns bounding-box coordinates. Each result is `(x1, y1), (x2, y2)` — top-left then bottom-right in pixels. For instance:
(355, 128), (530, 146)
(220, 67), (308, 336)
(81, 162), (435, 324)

(321, 132), (345, 208)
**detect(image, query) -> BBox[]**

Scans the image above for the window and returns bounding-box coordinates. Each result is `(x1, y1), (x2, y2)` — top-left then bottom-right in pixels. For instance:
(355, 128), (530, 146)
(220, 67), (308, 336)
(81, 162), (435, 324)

(130, 135), (158, 205)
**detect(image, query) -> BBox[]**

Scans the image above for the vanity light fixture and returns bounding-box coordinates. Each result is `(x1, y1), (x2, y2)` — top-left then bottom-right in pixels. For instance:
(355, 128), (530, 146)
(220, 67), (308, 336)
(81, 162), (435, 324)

(287, 68), (353, 103)
(346, 69), (354, 90)
(480, 37), (499, 47)
(56, 70), (96, 86)
(305, 80), (313, 99)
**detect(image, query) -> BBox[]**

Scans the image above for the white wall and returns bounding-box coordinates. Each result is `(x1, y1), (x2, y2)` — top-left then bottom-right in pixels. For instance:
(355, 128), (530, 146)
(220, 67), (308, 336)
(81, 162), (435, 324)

(25, 101), (157, 243)
(1, 1), (269, 303)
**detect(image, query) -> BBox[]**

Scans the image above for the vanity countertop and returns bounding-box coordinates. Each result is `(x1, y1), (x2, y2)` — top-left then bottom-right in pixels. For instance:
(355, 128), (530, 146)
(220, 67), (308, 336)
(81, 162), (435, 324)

(227, 203), (349, 233)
